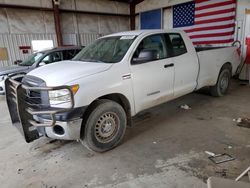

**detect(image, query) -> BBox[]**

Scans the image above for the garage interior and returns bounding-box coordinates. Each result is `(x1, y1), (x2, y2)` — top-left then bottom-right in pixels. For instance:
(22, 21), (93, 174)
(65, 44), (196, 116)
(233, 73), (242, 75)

(0, 0), (250, 187)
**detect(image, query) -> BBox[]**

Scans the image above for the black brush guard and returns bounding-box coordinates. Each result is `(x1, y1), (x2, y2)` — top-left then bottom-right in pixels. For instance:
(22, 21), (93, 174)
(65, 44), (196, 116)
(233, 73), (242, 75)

(5, 76), (74, 143)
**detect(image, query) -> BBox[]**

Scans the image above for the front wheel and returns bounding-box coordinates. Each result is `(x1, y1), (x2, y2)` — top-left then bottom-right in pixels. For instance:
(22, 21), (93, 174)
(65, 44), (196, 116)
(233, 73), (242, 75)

(210, 67), (231, 97)
(82, 99), (127, 152)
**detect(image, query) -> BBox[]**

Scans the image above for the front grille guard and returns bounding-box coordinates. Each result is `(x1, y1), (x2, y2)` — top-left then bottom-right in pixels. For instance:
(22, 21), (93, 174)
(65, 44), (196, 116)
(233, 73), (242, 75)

(6, 75), (75, 142)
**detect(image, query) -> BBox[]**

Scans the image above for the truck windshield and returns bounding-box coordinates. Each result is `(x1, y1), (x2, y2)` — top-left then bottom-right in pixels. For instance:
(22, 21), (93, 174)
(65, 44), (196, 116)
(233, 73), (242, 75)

(19, 52), (44, 66)
(73, 36), (136, 63)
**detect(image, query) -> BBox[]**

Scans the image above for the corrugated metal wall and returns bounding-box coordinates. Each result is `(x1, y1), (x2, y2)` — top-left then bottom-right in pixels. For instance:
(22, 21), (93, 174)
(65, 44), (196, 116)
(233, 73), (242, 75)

(0, 33), (104, 67)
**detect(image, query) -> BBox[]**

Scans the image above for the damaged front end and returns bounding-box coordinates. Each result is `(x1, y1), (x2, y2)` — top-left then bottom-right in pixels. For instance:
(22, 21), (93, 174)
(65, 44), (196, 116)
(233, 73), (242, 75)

(5, 75), (74, 143)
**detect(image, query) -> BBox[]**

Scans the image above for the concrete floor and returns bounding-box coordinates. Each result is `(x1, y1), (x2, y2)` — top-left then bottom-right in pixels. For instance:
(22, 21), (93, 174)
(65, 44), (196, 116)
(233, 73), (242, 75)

(0, 80), (250, 188)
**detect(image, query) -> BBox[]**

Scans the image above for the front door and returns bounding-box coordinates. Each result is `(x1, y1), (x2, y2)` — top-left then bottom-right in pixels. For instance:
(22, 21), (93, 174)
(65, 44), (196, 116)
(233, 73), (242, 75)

(130, 34), (175, 113)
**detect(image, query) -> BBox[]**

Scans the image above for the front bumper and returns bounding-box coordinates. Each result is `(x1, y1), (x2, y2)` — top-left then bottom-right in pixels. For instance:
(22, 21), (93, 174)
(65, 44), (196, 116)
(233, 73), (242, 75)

(5, 76), (82, 142)
(0, 79), (5, 95)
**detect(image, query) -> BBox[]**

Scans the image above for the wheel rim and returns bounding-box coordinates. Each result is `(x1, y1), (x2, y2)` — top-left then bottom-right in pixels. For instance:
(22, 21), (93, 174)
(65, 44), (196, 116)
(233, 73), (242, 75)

(94, 112), (120, 143)
(220, 72), (229, 93)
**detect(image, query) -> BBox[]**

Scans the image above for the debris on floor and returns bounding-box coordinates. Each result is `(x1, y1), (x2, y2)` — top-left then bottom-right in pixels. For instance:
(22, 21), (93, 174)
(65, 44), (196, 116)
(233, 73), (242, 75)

(235, 166), (250, 181)
(180, 104), (191, 110)
(233, 118), (242, 123)
(215, 169), (227, 177)
(237, 118), (250, 128)
(205, 151), (235, 164)
(17, 168), (23, 174)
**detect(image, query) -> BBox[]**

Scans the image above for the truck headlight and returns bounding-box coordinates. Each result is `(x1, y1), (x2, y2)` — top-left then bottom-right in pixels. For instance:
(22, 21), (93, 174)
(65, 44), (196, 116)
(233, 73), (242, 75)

(49, 84), (79, 107)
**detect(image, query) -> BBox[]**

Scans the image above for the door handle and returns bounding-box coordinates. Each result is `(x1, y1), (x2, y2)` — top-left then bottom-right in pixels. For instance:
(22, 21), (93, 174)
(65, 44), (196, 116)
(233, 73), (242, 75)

(164, 63), (174, 68)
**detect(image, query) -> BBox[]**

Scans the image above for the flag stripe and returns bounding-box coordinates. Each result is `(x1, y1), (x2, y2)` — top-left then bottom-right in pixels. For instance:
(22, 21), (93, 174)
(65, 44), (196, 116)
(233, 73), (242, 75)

(195, 0), (235, 7)
(178, 20), (234, 31)
(187, 28), (234, 36)
(195, 7), (235, 18)
(189, 31), (235, 39)
(195, 4), (235, 14)
(195, 16), (235, 25)
(195, 0), (235, 11)
(184, 23), (235, 33)
(195, 12), (235, 22)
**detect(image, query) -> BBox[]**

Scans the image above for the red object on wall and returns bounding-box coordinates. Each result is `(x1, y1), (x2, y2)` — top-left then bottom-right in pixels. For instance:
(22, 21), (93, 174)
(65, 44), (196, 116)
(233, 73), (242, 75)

(19, 46), (31, 50)
(246, 36), (250, 64)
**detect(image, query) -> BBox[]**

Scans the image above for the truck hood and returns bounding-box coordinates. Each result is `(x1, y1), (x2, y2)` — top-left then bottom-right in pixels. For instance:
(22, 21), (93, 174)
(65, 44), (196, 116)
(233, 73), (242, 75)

(28, 60), (113, 86)
(0, 65), (29, 76)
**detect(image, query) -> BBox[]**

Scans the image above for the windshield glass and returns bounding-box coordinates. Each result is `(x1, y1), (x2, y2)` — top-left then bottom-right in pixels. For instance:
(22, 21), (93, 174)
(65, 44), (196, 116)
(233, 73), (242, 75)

(73, 36), (136, 63)
(20, 52), (44, 66)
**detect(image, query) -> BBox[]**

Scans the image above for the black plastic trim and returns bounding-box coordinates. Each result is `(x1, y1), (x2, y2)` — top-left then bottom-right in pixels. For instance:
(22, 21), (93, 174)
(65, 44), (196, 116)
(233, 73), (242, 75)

(38, 106), (87, 121)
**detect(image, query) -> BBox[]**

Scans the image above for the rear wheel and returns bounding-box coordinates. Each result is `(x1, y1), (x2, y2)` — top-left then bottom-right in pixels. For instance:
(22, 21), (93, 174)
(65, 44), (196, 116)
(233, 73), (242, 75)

(82, 99), (127, 152)
(210, 66), (231, 97)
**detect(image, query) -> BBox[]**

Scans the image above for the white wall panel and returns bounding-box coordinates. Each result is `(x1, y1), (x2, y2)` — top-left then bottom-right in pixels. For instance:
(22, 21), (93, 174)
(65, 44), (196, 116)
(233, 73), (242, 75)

(99, 16), (119, 34)
(79, 33), (101, 46)
(77, 14), (99, 33)
(0, 9), (9, 33)
(163, 8), (172, 29)
(43, 12), (55, 33)
(118, 17), (130, 32)
(136, 0), (190, 13)
(7, 9), (46, 33)
(117, 2), (130, 15)
(61, 13), (76, 34)
(135, 15), (139, 30)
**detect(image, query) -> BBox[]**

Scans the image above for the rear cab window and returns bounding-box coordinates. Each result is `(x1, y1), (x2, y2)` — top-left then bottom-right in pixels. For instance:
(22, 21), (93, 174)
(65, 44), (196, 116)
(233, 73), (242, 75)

(63, 49), (81, 60)
(165, 33), (187, 57)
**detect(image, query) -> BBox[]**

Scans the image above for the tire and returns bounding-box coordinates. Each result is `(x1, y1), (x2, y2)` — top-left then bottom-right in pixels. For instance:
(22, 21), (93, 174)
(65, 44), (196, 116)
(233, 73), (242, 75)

(82, 99), (127, 152)
(210, 66), (231, 97)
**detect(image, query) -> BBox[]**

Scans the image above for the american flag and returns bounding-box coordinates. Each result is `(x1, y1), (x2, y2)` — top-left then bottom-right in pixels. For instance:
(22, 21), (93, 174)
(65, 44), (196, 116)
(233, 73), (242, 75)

(173, 0), (236, 45)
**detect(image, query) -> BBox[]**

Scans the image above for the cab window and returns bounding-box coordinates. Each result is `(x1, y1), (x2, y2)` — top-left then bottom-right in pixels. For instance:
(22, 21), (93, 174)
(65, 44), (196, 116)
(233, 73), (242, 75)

(133, 34), (168, 61)
(41, 51), (62, 64)
(63, 49), (80, 60)
(166, 33), (187, 57)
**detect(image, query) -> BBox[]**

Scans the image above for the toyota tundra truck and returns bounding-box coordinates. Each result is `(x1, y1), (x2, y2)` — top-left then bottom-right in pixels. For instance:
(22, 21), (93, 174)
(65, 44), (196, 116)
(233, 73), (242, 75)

(5, 30), (240, 152)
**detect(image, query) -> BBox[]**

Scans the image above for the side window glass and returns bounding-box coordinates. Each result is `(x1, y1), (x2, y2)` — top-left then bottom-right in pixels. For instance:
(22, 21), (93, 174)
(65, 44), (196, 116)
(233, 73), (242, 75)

(168, 34), (187, 56)
(63, 50), (77, 60)
(42, 52), (62, 64)
(133, 34), (167, 61)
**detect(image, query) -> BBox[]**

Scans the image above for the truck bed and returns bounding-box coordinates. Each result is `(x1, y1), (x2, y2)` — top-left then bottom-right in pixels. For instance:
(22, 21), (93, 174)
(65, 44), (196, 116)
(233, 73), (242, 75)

(196, 46), (239, 89)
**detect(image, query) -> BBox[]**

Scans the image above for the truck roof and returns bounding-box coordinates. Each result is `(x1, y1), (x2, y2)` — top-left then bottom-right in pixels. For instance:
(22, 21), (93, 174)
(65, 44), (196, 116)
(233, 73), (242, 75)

(105, 29), (184, 37)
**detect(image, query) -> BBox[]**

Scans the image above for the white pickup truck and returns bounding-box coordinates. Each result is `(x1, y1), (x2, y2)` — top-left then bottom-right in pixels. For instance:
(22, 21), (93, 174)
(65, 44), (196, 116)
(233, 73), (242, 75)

(6, 30), (240, 152)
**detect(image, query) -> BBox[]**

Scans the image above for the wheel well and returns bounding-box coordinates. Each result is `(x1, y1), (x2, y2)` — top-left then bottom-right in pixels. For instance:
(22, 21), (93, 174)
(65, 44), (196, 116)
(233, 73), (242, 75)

(80, 93), (132, 138)
(221, 62), (232, 75)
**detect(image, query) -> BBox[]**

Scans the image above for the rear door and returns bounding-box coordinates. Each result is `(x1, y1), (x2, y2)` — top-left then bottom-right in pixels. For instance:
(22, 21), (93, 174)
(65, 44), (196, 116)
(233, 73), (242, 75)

(166, 33), (199, 97)
(130, 34), (175, 113)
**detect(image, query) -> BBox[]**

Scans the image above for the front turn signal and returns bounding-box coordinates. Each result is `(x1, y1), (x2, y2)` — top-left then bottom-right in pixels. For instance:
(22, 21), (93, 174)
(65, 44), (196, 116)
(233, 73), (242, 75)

(71, 84), (79, 95)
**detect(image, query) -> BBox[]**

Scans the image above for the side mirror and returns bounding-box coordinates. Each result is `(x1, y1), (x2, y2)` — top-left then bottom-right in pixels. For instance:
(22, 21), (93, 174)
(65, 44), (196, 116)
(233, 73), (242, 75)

(39, 62), (46, 67)
(132, 49), (158, 64)
(14, 60), (22, 65)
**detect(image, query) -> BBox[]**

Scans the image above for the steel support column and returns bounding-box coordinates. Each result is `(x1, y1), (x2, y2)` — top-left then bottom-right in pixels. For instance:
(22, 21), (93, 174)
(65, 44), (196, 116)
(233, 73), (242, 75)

(52, 0), (63, 46)
(130, 3), (135, 30)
